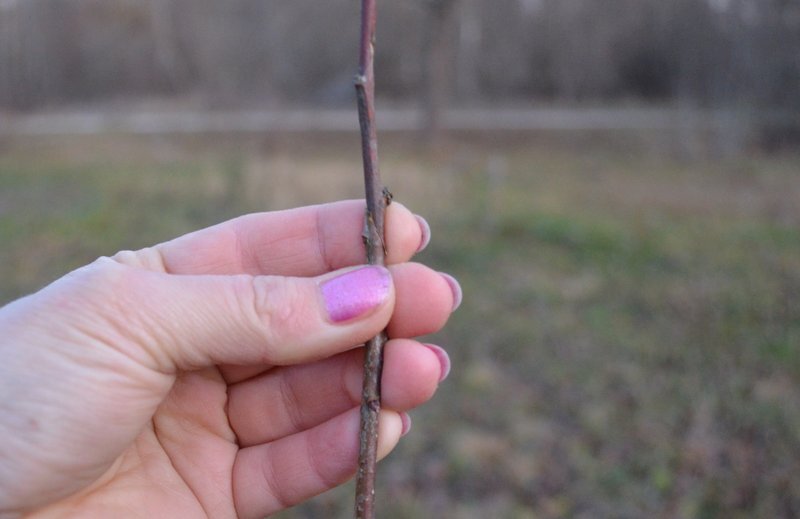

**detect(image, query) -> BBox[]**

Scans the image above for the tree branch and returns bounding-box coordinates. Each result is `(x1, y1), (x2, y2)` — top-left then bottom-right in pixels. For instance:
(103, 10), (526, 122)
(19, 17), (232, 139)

(354, 1), (388, 518)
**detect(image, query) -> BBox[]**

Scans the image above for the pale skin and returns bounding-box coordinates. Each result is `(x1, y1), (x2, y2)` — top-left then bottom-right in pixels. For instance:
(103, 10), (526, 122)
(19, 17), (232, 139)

(0, 200), (459, 519)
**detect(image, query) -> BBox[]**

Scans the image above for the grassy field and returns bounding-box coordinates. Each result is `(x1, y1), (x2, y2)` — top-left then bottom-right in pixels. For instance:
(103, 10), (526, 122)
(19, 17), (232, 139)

(1, 132), (798, 518)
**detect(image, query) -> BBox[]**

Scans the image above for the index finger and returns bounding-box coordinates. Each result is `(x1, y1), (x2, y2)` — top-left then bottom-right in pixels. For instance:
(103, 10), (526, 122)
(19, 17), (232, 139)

(153, 200), (428, 277)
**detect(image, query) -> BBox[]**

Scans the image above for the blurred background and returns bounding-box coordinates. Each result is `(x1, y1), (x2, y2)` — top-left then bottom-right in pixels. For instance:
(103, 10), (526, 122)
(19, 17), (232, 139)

(1, 0), (799, 517)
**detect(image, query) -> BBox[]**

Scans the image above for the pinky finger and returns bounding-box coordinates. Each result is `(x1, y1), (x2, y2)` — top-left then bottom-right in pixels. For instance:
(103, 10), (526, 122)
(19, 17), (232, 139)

(232, 408), (404, 519)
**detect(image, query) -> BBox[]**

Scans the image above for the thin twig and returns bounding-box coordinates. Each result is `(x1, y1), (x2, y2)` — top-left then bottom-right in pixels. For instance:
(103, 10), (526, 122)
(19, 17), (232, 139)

(354, 0), (388, 518)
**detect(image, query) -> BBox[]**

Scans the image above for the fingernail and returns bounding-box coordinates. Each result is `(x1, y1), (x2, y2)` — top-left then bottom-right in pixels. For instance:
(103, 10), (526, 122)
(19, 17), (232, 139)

(439, 272), (462, 312)
(400, 412), (412, 436)
(415, 215), (431, 252)
(425, 344), (451, 382)
(321, 266), (391, 323)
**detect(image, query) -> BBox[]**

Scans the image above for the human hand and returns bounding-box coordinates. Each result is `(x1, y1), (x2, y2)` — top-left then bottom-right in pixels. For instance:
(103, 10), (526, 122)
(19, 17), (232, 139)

(0, 200), (460, 518)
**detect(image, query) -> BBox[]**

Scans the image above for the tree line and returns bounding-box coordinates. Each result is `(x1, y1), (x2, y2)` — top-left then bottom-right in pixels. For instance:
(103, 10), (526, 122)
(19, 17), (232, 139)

(0, 0), (798, 115)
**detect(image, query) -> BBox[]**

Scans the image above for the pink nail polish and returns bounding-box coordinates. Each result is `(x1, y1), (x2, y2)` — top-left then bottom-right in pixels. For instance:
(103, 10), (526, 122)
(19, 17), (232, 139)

(400, 412), (412, 436)
(439, 272), (463, 312)
(321, 266), (391, 323)
(415, 215), (431, 252)
(424, 344), (451, 382)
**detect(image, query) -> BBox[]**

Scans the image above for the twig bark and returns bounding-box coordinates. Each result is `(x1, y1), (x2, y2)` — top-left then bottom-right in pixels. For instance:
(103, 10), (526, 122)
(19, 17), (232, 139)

(354, 1), (388, 518)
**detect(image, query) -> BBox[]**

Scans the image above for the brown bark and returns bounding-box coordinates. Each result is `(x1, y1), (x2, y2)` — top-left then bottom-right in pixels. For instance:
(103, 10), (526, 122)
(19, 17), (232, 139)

(354, 1), (389, 518)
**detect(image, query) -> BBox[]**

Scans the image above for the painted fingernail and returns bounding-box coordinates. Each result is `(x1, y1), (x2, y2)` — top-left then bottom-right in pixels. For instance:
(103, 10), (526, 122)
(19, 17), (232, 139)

(425, 344), (451, 382)
(400, 412), (412, 436)
(321, 266), (391, 323)
(415, 215), (431, 252)
(439, 272), (462, 312)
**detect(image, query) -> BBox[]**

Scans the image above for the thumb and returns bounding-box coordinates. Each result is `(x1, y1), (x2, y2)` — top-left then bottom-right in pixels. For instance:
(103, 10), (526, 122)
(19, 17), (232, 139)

(56, 258), (395, 372)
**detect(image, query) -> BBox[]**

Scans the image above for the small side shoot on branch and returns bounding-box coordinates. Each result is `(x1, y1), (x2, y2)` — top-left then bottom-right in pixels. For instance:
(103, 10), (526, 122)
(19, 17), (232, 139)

(354, 0), (389, 518)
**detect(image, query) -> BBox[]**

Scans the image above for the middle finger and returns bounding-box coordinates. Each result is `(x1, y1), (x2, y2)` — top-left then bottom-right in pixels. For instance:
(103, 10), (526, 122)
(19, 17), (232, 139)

(227, 339), (449, 447)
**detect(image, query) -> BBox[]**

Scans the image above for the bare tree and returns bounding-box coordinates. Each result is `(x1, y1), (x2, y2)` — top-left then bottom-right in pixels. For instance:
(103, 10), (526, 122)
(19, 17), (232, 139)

(420, 0), (460, 143)
(1, 0), (799, 134)
(149, 0), (188, 90)
(0, 0), (61, 109)
(455, 0), (481, 102)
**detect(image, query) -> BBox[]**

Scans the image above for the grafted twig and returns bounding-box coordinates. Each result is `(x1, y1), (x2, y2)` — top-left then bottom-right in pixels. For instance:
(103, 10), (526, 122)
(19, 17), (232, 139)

(354, 0), (388, 518)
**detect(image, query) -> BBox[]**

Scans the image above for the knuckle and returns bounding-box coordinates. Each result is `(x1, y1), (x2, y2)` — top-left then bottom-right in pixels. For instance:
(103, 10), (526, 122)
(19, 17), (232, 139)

(72, 257), (140, 302)
(111, 247), (168, 272)
(245, 276), (311, 351)
(55, 258), (172, 369)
